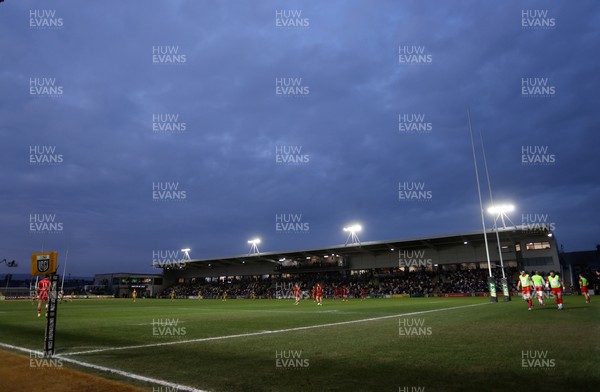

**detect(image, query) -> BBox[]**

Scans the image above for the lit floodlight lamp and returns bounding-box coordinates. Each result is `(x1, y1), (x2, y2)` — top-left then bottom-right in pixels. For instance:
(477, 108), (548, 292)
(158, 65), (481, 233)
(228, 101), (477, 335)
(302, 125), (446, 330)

(343, 224), (362, 246)
(487, 204), (514, 215)
(180, 248), (191, 262)
(343, 224), (362, 233)
(248, 238), (261, 255)
(487, 204), (516, 230)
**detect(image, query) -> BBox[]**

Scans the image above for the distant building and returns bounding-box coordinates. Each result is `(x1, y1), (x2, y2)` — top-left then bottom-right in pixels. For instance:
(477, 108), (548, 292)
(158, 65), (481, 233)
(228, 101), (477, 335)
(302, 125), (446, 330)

(92, 273), (164, 298)
(161, 227), (562, 287)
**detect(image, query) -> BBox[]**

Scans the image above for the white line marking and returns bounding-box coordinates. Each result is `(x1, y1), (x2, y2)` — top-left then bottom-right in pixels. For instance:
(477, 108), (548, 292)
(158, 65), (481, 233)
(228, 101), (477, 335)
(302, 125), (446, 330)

(0, 342), (207, 392)
(61, 302), (487, 356)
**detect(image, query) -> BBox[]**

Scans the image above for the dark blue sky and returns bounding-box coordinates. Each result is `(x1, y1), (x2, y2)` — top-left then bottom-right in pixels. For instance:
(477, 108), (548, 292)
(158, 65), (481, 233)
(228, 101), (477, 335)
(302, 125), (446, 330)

(1, 0), (599, 276)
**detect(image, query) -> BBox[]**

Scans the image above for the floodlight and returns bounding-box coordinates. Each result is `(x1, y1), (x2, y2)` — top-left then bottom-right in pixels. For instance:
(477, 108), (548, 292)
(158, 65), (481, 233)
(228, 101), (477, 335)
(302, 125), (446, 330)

(343, 224), (362, 246)
(248, 238), (261, 254)
(180, 248), (192, 262)
(487, 204), (514, 215)
(343, 224), (362, 233)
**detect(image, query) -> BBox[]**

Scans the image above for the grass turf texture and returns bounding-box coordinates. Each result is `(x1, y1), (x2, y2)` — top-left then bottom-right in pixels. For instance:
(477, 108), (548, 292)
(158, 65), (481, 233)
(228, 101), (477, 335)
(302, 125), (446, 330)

(1, 297), (598, 392)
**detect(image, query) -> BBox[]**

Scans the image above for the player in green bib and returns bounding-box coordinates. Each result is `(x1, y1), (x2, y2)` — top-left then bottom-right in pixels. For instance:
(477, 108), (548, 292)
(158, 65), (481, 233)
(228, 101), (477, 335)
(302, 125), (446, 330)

(516, 271), (534, 310)
(546, 271), (564, 310)
(531, 271), (545, 306)
(579, 274), (590, 303)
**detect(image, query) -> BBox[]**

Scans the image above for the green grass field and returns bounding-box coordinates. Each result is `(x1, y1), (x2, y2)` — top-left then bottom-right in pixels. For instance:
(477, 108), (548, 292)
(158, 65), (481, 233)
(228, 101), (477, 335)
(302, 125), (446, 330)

(1, 296), (599, 392)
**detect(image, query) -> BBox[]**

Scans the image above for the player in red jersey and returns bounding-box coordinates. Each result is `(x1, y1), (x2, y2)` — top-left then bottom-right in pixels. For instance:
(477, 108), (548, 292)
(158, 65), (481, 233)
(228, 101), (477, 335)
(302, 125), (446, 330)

(311, 286), (316, 302)
(333, 287), (340, 301)
(360, 287), (366, 300)
(516, 270), (534, 310)
(36, 276), (51, 317)
(315, 283), (323, 306)
(578, 274), (590, 304)
(342, 286), (348, 303)
(294, 283), (301, 305)
(530, 271), (546, 306)
(547, 271), (564, 310)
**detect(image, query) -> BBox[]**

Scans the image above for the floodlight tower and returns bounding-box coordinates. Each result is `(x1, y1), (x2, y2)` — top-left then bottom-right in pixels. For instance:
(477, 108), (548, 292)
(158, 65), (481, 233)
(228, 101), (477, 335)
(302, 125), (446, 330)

(488, 205), (515, 230)
(181, 248), (191, 261)
(248, 238), (261, 255)
(343, 224), (362, 246)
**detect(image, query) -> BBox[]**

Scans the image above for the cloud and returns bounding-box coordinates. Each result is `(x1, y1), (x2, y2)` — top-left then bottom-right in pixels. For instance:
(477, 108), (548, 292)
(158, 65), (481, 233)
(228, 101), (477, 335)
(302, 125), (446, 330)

(0, 0), (598, 275)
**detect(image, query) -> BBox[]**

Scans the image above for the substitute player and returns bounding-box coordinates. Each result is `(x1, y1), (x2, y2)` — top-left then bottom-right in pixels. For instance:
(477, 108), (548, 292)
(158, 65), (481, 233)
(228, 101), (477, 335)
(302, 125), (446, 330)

(516, 270), (534, 311)
(315, 283), (323, 306)
(531, 271), (546, 306)
(579, 274), (590, 303)
(547, 271), (564, 310)
(294, 283), (301, 305)
(36, 276), (51, 317)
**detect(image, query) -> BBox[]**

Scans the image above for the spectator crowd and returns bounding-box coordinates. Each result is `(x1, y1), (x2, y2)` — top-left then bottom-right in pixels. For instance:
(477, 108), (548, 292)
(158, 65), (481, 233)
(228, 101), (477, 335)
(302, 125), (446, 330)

(160, 267), (530, 299)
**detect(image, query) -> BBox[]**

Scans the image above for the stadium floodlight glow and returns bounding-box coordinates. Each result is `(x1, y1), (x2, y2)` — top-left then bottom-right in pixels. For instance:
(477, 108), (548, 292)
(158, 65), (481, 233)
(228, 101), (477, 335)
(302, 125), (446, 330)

(487, 204), (516, 230)
(343, 224), (362, 246)
(343, 224), (362, 233)
(180, 248), (191, 262)
(487, 204), (514, 215)
(248, 238), (261, 255)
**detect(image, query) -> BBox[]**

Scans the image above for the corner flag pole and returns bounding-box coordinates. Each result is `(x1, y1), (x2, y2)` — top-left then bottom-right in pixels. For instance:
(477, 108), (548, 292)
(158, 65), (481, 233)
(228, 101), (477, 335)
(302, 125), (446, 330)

(467, 109), (497, 303)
